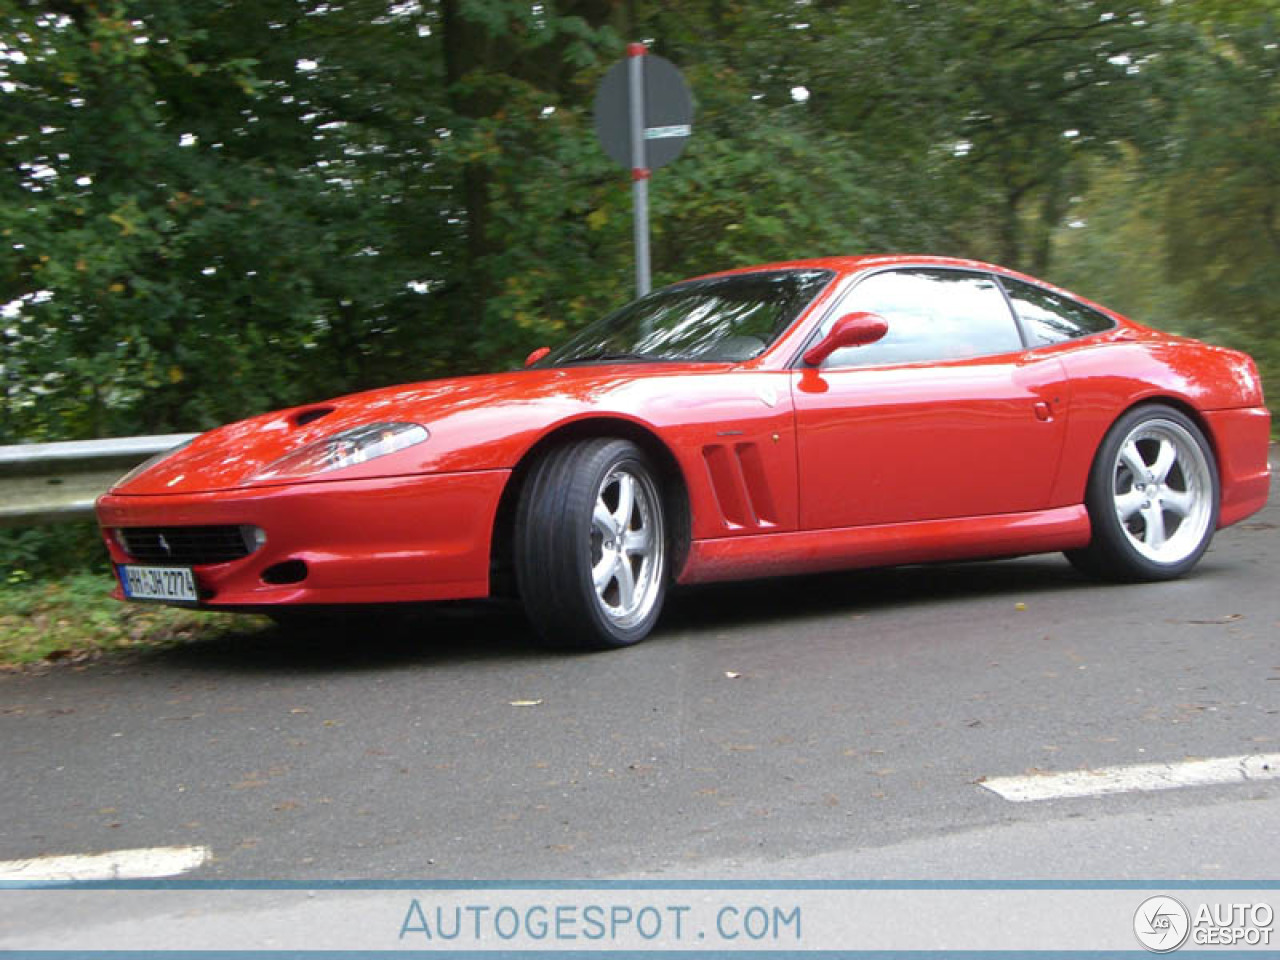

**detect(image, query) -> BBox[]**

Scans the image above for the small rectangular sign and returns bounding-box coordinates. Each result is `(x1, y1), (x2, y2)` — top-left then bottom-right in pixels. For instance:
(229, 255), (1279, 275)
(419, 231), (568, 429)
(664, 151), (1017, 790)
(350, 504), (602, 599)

(118, 564), (198, 603)
(644, 124), (691, 140)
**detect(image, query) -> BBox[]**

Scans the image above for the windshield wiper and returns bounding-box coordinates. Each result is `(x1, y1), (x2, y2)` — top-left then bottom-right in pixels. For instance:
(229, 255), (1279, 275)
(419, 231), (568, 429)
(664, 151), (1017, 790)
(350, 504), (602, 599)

(556, 350), (659, 366)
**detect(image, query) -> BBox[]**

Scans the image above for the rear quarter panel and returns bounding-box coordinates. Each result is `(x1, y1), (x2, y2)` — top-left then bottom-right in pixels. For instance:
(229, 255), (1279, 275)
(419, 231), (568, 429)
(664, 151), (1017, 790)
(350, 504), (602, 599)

(1052, 336), (1268, 509)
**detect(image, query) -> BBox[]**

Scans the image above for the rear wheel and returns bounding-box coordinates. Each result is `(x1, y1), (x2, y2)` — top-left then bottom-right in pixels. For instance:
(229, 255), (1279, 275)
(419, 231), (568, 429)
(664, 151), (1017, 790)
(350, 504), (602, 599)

(515, 438), (668, 648)
(1066, 405), (1219, 581)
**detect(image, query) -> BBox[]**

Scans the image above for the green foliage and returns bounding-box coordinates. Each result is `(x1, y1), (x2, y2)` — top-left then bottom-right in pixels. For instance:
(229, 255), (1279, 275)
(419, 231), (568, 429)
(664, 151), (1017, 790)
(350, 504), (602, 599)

(1051, 12), (1280, 411)
(0, 522), (109, 584)
(1, 0), (1277, 517)
(0, 570), (261, 664)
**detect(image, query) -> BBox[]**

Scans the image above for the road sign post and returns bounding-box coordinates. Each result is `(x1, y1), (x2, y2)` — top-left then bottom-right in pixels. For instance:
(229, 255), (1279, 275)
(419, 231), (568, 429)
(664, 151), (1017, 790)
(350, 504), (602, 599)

(627, 45), (651, 296)
(594, 46), (693, 298)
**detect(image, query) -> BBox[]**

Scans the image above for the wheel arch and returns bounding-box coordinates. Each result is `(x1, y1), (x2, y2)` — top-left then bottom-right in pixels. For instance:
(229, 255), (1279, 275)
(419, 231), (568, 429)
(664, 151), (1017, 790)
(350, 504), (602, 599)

(488, 417), (693, 596)
(1066, 393), (1222, 581)
(1108, 394), (1221, 479)
(1071, 393), (1222, 524)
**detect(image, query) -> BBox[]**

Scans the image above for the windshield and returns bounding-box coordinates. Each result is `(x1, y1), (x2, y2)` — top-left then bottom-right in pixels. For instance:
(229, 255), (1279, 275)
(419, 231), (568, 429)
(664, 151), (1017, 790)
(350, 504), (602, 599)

(540, 269), (834, 366)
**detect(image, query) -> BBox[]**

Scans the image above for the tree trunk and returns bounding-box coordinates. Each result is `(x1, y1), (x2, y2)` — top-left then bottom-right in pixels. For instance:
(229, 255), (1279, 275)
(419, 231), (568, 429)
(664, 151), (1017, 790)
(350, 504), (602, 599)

(999, 188), (1023, 270)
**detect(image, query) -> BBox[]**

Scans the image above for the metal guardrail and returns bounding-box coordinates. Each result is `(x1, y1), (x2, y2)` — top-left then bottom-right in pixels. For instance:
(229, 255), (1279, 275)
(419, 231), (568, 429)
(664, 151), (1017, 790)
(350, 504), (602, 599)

(0, 434), (198, 527)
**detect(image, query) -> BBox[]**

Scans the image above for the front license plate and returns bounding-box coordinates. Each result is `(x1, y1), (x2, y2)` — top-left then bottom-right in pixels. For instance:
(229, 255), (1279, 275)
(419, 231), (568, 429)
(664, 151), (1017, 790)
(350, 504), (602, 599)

(118, 565), (198, 603)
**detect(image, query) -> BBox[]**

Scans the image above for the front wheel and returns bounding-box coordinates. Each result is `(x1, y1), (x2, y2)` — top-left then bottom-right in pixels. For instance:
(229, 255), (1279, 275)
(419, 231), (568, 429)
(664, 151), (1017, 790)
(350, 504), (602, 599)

(515, 438), (668, 648)
(1066, 405), (1219, 581)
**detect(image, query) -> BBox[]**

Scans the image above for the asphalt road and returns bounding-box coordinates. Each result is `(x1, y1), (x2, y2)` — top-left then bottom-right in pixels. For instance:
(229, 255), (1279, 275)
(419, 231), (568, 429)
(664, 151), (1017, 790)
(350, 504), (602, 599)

(2, 477), (1277, 882)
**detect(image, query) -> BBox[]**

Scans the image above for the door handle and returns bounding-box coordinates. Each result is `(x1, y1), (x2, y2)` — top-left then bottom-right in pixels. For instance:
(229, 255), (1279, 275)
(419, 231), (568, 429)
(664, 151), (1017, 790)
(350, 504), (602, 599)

(1033, 401), (1052, 422)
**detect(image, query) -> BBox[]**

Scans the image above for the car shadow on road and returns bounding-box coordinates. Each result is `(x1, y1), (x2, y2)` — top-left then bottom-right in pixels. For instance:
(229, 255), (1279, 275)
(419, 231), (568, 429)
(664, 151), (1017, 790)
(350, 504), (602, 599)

(133, 601), (545, 675)
(662, 554), (1098, 632)
(133, 554), (1112, 675)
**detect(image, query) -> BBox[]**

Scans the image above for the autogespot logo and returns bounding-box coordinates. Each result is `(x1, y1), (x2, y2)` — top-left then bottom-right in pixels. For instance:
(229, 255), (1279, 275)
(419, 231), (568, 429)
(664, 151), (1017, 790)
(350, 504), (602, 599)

(1135, 896), (1191, 953)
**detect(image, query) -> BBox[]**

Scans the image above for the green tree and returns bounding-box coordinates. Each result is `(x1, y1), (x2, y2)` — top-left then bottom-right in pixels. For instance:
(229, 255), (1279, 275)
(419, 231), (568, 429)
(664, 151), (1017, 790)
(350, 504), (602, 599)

(3, 0), (1278, 452)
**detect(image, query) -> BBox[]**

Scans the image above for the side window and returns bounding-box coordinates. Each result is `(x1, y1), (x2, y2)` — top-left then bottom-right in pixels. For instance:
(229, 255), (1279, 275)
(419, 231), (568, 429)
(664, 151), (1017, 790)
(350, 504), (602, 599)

(820, 269), (1022, 368)
(1002, 276), (1115, 346)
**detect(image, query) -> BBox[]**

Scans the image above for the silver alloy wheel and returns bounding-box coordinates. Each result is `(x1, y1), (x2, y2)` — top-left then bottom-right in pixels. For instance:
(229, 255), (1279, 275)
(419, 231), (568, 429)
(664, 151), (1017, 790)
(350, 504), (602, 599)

(1110, 418), (1214, 565)
(589, 465), (664, 629)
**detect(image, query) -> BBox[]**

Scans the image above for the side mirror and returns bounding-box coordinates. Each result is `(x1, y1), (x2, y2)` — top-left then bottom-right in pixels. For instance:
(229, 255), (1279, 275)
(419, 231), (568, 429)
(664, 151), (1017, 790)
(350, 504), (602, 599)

(802, 312), (888, 366)
(524, 346), (551, 368)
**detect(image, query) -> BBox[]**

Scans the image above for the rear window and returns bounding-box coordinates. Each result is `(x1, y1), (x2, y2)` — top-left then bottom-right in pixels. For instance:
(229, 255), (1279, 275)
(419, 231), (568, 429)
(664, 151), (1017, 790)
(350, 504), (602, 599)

(1001, 277), (1115, 346)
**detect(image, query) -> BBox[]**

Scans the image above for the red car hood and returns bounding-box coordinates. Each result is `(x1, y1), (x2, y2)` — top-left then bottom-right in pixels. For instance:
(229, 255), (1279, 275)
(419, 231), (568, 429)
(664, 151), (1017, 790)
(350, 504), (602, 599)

(109, 363), (725, 495)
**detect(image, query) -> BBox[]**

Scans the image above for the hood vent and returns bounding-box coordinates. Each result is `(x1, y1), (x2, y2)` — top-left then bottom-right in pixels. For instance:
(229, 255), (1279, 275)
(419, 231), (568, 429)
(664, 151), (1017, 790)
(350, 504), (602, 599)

(292, 406), (335, 427)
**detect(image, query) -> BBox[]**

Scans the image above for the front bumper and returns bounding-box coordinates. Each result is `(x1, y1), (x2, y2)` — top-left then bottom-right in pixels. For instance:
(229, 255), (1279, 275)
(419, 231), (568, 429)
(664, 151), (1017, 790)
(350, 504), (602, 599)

(97, 470), (510, 607)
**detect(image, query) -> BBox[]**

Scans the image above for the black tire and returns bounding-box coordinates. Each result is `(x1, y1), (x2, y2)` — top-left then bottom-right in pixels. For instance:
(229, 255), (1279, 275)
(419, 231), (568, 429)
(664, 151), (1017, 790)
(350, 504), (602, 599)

(1066, 404), (1219, 581)
(514, 438), (669, 649)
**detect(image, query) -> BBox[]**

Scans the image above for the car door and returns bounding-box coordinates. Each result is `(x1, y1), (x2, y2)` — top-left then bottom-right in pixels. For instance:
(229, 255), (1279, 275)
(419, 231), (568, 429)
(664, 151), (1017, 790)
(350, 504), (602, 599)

(791, 267), (1071, 530)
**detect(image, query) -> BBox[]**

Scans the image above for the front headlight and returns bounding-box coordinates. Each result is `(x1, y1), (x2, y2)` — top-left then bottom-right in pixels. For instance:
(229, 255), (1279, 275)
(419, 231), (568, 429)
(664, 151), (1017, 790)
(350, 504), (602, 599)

(255, 422), (429, 480)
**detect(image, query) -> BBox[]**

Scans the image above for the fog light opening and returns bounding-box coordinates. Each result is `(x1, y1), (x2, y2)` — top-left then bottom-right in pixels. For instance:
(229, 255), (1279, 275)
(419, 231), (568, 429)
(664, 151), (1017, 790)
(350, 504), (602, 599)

(261, 559), (308, 585)
(240, 525), (268, 554)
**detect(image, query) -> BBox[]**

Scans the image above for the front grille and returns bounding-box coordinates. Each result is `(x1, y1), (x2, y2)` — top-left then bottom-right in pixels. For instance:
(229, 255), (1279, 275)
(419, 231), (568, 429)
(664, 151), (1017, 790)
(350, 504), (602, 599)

(118, 526), (256, 565)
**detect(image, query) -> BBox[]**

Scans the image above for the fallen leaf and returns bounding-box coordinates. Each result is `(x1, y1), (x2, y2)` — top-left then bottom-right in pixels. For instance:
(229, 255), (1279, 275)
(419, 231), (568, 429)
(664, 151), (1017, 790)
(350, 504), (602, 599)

(1014, 602), (1027, 612)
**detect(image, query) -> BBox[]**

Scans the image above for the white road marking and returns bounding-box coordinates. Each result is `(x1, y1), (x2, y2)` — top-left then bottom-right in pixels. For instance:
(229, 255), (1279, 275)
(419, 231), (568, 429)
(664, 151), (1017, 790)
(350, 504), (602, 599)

(981, 753), (1280, 802)
(0, 845), (210, 883)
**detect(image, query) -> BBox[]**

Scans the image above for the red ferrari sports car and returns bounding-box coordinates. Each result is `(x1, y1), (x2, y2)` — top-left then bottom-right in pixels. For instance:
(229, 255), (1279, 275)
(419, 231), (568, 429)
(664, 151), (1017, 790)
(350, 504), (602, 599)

(96, 255), (1271, 648)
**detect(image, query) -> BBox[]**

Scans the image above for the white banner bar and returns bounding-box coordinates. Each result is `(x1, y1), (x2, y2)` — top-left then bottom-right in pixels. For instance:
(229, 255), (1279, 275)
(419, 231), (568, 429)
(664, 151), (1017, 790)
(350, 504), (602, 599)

(0, 887), (1276, 952)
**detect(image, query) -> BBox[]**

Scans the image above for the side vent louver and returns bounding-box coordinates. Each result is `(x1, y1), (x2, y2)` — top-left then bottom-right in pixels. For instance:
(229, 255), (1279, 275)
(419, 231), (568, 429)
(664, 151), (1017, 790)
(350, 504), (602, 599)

(702, 442), (778, 531)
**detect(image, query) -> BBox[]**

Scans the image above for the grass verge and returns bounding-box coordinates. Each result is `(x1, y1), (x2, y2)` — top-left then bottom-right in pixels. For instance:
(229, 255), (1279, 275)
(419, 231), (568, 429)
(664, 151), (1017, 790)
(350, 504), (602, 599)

(0, 571), (264, 667)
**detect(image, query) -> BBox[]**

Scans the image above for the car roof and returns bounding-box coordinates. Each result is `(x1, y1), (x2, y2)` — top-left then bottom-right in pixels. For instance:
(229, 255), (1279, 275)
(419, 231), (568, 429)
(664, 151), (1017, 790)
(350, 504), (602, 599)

(692, 254), (1126, 322)
(686, 256), (1136, 345)
(698, 254), (1024, 280)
